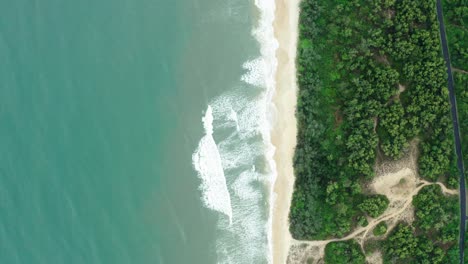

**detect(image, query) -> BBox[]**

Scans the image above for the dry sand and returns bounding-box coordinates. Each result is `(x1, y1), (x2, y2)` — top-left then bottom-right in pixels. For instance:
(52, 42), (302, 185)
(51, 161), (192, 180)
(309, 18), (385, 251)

(271, 0), (300, 263)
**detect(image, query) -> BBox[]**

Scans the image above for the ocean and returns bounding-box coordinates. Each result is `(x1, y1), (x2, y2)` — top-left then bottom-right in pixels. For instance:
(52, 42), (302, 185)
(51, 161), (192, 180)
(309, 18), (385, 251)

(0, 0), (277, 263)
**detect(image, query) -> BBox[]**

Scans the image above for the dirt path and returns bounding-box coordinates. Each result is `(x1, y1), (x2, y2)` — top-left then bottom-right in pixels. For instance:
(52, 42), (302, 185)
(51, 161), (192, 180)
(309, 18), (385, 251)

(291, 182), (455, 244)
(287, 141), (458, 263)
(453, 67), (468, 74)
(422, 180), (459, 196)
(288, 180), (457, 263)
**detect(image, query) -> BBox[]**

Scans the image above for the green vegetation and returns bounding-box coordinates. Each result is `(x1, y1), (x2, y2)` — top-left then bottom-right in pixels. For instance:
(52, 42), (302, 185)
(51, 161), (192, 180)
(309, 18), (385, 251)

(442, 0), (468, 71)
(324, 240), (365, 264)
(372, 222), (387, 236)
(455, 73), (468, 167)
(358, 195), (389, 218)
(413, 185), (459, 238)
(382, 185), (458, 263)
(290, 0), (462, 262)
(291, 0), (455, 240)
(384, 224), (418, 260)
(442, 0), (468, 172)
(442, 0), (468, 260)
(357, 215), (368, 227)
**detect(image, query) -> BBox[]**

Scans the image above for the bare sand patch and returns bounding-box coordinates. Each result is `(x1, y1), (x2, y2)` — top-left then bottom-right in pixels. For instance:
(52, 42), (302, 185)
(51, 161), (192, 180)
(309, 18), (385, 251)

(285, 141), (458, 263)
(366, 251), (383, 264)
(398, 84), (406, 92)
(372, 167), (417, 199)
(287, 243), (324, 264)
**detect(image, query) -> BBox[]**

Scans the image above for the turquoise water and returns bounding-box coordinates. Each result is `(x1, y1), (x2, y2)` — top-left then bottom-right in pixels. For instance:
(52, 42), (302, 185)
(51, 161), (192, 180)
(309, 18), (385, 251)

(0, 0), (274, 263)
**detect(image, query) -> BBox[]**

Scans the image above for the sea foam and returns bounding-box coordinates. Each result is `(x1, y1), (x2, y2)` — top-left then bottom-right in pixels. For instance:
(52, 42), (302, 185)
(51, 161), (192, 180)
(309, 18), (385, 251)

(192, 106), (233, 224)
(192, 0), (278, 262)
(244, 0), (279, 263)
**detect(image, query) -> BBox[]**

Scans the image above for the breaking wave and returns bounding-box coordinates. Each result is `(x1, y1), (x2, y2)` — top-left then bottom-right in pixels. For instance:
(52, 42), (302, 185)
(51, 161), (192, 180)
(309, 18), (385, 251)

(192, 106), (233, 224)
(192, 0), (278, 263)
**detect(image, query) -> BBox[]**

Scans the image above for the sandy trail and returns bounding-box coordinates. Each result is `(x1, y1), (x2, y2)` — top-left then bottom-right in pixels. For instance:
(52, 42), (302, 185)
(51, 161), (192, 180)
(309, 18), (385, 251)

(287, 142), (458, 263)
(423, 181), (459, 195)
(289, 181), (456, 263)
(453, 67), (468, 74)
(292, 182), (428, 246)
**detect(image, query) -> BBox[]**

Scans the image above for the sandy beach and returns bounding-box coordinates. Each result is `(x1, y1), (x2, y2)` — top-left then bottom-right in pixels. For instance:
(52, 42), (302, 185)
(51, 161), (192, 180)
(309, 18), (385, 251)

(272, 0), (300, 263)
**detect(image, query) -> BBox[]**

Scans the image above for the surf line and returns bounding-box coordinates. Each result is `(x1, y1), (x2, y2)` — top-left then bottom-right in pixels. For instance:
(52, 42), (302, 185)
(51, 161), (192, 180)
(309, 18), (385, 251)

(192, 105), (233, 225)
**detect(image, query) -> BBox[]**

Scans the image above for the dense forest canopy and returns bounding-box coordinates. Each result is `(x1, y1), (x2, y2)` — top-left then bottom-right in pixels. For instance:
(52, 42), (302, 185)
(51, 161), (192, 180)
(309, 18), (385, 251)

(290, 0), (466, 262)
(442, 0), (468, 260)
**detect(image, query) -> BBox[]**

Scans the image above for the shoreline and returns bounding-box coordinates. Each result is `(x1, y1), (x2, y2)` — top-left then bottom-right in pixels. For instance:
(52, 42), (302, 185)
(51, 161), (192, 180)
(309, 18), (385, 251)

(271, 0), (300, 263)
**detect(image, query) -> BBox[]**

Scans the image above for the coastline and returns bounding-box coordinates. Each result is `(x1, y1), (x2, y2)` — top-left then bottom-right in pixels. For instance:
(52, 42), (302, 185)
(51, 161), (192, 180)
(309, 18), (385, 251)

(271, 0), (300, 263)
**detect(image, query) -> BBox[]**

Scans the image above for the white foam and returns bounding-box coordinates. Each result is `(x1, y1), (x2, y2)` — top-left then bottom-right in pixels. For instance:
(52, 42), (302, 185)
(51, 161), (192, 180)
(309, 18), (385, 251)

(241, 58), (267, 87)
(216, 167), (268, 264)
(192, 0), (279, 262)
(202, 105), (214, 135)
(231, 166), (261, 200)
(192, 106), (233, 224)
(242, 1), (279, 263)
(228, 108), (239, 131)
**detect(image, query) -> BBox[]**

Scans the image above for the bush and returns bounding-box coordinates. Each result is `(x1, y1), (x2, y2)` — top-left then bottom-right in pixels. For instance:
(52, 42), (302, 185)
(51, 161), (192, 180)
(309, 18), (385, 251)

(373, 222), (387, 236)
(358, 195), (389, 218)
(325, 240), (365, 264)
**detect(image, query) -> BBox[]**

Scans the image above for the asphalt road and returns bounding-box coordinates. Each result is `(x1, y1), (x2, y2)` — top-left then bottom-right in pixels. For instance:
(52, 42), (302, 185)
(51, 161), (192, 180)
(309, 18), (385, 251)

(435, 0), (466, 262)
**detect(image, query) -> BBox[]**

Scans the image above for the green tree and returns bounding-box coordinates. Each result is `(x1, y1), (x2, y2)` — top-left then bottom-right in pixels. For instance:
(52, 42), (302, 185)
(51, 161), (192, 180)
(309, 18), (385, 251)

(358, 195), (389, 218)
(385, 224), (418, 260)
(373, 222), (387, 236)
(325, 240), (365, 264)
